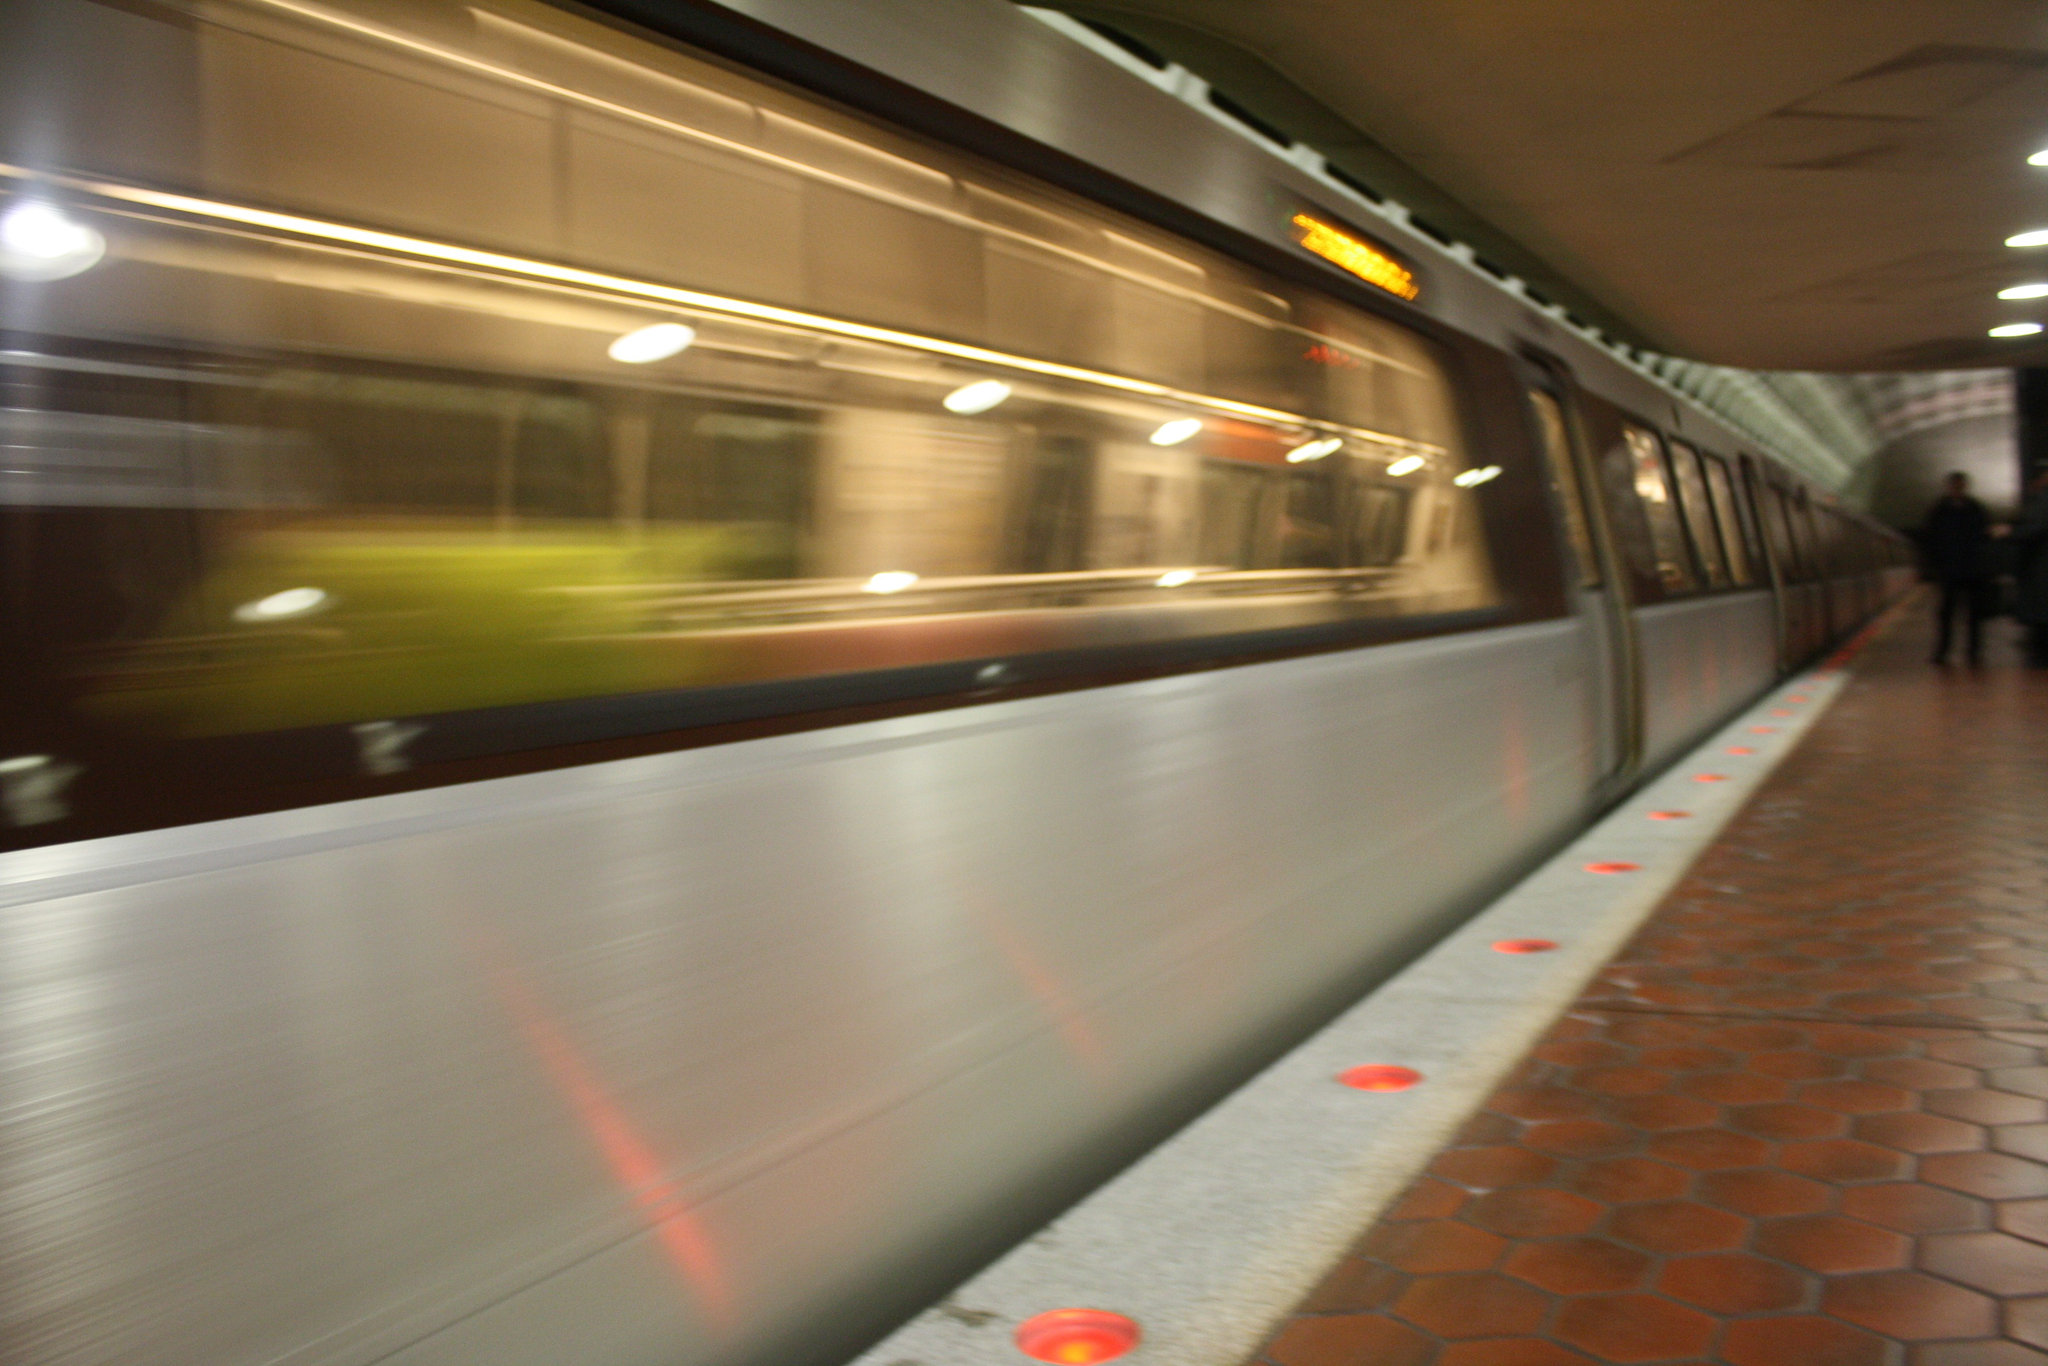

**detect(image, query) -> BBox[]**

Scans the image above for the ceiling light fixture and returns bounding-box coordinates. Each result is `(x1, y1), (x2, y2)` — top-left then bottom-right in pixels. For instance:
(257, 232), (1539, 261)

(2030, 149), (2048, 166)
(2000, 283), (2048, 300)
(0, 199), (105, 281)
(607, 322), (695, 363)
(1386, 455), (1426, 477)
(1285, 436), (1343, 463)
(1149, 418), (1203, 447)
(1990, 322), (2044, 338)
(2008, 229), (2048, 248)
(233, 586), (330, 622)
(942, 379), (1011, 414)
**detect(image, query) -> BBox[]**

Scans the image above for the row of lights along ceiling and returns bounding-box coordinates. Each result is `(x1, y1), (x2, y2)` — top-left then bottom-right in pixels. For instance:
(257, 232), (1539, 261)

(1990, 148), (2048, 339)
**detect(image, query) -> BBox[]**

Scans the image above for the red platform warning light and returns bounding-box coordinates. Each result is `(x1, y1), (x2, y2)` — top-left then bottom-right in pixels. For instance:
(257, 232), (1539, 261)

(1726, 746), (1755, 756)
(1584, 861), (1639, 874)
(1339, 1064), (1421, 1091)
(1750, 726), (1777, 734)
(1493, 938), (1558, 954)
(1647, 810), (1690, 821)
(1693, 773), (1730, 783)
(1769, 709), (1792, 717)
(1786, 694), (1809, 703)
(1015, 1310), (1140, 1364)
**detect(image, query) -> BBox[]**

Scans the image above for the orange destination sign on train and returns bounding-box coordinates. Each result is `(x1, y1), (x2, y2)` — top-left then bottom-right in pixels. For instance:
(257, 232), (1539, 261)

(1289, 211), (1420, 301)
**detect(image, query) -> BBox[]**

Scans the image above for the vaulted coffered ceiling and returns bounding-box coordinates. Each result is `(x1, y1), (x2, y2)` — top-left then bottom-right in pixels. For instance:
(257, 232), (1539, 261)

(1037, 0), (2048, 372)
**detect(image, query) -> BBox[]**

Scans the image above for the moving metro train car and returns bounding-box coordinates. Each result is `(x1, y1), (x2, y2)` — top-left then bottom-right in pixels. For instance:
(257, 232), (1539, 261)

(0, 1), (1913, 1364)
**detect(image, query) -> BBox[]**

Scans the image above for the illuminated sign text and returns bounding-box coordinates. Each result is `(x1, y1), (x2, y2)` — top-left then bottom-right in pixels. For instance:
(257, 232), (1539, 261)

(1289, 212), (1419, 301)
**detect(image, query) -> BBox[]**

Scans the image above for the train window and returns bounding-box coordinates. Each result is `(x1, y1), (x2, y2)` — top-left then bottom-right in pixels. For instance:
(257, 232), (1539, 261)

(1699, 454), (1755, 586)
(0, 0), (1503, 788)
(1666, 441), (1729, 589)
(1731, 456), (1771, 579)
(1623, 426), (1698, 594)
(1527, 390), (1600, 589)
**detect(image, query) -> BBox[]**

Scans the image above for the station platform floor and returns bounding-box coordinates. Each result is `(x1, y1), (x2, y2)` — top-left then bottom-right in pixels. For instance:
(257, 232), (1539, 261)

(1255, 606), (2048, 1366)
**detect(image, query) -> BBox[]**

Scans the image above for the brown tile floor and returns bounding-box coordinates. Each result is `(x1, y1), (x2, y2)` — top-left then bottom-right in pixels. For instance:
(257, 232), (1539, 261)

(1255, 604), (2048, 1366)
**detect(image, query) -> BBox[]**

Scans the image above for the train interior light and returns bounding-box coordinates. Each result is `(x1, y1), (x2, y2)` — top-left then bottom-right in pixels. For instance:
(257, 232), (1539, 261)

(2006, 229), (2048, 247)
(1998, 283), (2048, 299)
(1154, 569), (1197, 587)
(1453, 465), (1503, 487)
(863, 571), (920, 594)
(1148, 418), (1202, 446)
(942, 379), (1012, 414)
(607, 322), (696, 363)
(1386, 455), (1426, 476)
(0, 199), (105, 281)
(1285, 436), (1343, 463)
(232, 587), (332, 623)
(1990, 322), (2043, 338)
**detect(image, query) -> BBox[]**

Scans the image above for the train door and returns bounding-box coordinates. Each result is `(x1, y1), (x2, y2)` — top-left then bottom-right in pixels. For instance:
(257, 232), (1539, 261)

(1742, 456), (1799, 671)
(1521, 363), (1638, 793)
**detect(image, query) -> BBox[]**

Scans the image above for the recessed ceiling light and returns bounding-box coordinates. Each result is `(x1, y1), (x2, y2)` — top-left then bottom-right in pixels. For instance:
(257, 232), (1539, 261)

(2001, 283), (2048, 300)
(1990, 322), (2043, 338)
(2031, 148), (2048, 166)
(2008, 229), (2048, 248)
(607, 322), (695, 363)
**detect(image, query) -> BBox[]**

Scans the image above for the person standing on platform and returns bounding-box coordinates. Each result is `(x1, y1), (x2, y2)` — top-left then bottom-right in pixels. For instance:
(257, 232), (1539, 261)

(1921, 471), (1992, 665)
(2014, 467), (2048, 667)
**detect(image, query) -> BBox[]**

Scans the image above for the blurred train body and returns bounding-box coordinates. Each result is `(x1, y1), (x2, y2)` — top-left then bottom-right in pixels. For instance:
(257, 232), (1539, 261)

(0, 3), (1913, 1365)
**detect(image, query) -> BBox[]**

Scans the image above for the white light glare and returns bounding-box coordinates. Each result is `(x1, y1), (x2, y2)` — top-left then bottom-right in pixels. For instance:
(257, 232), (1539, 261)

(1286, 436), (1343, 463)
(2000, 284), (2048, 300)
(943, 379), (1012, 414)
(0, 200), (105, 281)
(1150, 418), (1203, 446)
(1990, 322), (2044, 338)
(607, 322), (696, 363)
(2031, 149), (2048, 166)
(2009, 229), (2048, 248)
(233, 586), (330, 622)
(1453, 465), (1503, 488)
(863, 570), (919, 594)
(1386, 455), (1426, 477)
(1155, 569), (1198, 587)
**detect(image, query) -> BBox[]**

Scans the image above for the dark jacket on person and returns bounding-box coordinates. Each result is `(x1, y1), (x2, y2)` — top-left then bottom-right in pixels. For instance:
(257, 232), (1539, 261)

(1921, 494), (1992, 581)
(2014, 486), (2048, 626)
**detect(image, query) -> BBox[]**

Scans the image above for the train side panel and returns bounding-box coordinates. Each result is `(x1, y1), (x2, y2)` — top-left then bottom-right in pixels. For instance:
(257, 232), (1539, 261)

(1, 620), (1597, 1366)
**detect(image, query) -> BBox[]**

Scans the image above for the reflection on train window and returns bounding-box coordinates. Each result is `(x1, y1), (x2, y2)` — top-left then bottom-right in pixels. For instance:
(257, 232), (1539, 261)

(1622, 426), (1698, 595)
(1526, 389), (1599, 589)
(1666, 441), (1728, 589)
(1699, 454), (1754, 586)
(0, 0), (1500, 744)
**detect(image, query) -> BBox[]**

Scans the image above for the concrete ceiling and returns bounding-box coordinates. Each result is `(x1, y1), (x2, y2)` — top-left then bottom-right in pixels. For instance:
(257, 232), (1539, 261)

(1046, 0), (2048, 372)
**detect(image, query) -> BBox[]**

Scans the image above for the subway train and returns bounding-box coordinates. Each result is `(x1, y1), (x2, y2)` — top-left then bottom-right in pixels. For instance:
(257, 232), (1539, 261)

(0, 2), (1914, 1365)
